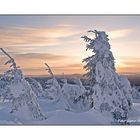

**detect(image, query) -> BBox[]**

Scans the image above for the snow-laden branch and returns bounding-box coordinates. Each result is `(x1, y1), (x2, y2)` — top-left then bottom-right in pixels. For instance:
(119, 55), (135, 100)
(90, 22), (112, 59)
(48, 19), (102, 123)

(88, 29), (98, 38)
(0, 48), (19, 70)
(81, 36), (91, 42)
(45, 63), (54, 77)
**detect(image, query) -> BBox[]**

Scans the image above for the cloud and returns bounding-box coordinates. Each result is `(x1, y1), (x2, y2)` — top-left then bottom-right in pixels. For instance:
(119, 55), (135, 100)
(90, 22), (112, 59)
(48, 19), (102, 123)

(116, 57), (140, 74)
(0, 52), (70, 69)
(108, 29), (133, 39)
(65, 63), (83, 68)
(0, 26), (80, 51)
(51, 63), (83, 69)
(1, 62), (84, 76)
(0, 51), (82, 75)
(117, 66), (140, 74)
(14, 53), (68, 60)
(50, 64), (84, 75)
(0, 30), (59, 50)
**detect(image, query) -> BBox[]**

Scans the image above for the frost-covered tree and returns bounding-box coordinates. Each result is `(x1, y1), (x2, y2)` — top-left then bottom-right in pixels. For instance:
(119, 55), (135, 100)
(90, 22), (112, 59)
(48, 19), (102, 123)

(82, 30), (133, 121)
(0, 48), (20, 102)
(27, 78), (44, 97)
(43, 63), (62, 102)
(0, 48), (46, 120)
(0, 76), (11, 102)
(131, 86), (140, 101)
(61, 78), (93, 112)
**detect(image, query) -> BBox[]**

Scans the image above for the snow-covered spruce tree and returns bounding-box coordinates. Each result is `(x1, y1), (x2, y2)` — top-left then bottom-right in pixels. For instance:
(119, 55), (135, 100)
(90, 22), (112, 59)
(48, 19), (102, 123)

(0, 71), (12, 102)
(27, 78), (44, 97)
(0, 48), (46, 120)
(61, 78), (93, 112)
(82, 30), (133, 121)
(43, 63), (62, 102)
(43, 63), (93, 112)
(131, 86), (140, 102)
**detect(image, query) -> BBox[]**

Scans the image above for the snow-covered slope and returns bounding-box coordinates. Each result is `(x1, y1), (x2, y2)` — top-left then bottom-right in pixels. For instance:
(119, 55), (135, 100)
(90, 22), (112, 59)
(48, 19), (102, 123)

(1, 99), (140, 125)
(0, 99), (113, 124)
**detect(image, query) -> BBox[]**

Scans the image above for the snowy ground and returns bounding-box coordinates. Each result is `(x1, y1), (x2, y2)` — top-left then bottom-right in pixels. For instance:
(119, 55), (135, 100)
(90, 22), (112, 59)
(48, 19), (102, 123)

(0, 99), (140, 125)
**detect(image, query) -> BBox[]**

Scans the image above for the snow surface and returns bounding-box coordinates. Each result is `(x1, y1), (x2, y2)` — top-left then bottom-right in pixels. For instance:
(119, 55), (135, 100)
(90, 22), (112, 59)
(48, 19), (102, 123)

(0, 99), (112, 124)
(0, 98), (140, 125)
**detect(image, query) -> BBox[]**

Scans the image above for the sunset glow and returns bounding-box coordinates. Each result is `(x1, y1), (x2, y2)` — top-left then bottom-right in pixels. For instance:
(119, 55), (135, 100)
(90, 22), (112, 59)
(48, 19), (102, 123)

(0, 15), (140, 76)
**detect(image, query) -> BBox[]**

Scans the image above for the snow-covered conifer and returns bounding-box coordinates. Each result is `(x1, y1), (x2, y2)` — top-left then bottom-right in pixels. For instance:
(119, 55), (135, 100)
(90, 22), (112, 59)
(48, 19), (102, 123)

(61, 78), (93, 112)
(82, 30), (133, 121)
(44, 63), (61, 102)
(131, 86), (140, 101)
(0, 48), (46, 120)
(27, 78), (44, 97)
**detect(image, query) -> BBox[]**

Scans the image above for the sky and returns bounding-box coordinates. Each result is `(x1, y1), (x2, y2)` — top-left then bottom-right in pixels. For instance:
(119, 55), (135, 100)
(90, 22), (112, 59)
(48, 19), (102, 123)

(0, 15), (140, 76)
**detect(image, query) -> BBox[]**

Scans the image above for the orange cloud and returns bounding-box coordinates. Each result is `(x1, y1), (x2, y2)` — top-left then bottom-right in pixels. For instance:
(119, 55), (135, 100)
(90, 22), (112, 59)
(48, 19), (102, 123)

(0, 52), (83, 76)
(108, 29), (133, 39)
(0, 26), (139, 76)
(116, 57), (140, 74)
(0, 26), (80, 51)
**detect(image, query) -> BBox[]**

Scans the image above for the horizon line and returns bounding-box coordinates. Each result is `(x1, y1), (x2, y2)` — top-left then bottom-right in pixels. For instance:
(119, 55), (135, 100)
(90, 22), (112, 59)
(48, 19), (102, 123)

(20, 72), (140, 77)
